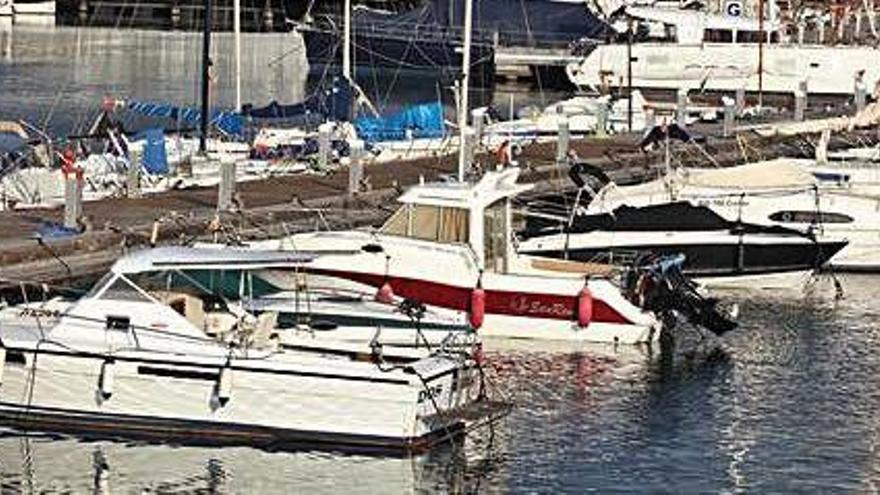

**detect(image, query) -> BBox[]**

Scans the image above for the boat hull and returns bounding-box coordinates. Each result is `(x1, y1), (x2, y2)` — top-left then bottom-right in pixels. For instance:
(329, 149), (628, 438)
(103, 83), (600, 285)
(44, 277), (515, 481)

(0, 344), (480, 454)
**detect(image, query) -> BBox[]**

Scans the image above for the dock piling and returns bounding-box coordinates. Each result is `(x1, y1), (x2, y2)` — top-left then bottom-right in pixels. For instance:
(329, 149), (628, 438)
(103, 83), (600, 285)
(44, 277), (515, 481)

(127, 148), (141, 198)
(676, 88), (688, 127)
(595, 104), (608, 138)
(794, 79), (808, 121)
(722, 96), (736, 137)
(735, 87), (746, 116)
(217, 157), (236, 211)
(317, 123), (333, 171)
(556, 106), (570, 165)
(471, 108), (486, 146)
(348, 139), (364, 197)
(64, 173), (83, 230)
(855, 72), (867, 113)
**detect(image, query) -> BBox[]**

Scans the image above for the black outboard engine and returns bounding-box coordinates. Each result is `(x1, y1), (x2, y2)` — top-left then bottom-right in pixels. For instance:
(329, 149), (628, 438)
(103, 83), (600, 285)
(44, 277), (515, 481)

(622, 253), (737, 336)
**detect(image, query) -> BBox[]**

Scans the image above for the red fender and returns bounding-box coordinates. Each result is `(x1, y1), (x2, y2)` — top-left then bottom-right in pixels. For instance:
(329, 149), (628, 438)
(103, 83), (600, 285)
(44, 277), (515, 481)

(577, 282), (593, 328)
(469, 286), (486, 330)
(375, 281), (395, 304)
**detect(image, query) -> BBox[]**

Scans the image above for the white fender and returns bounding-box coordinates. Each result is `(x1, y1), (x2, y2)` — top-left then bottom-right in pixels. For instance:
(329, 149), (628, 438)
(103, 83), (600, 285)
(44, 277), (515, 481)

(217, 366), (233, 406)
(99, 360), (115, 400)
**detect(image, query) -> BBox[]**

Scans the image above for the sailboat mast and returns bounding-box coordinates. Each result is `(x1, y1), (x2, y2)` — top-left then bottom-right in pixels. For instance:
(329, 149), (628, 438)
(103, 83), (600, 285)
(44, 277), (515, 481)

(457, 0), (473, 182)
(199, 0), (213, 154)
(343, 0), (352, 81)
(234, 0), (241, 111)
(758, 0), (765, 107)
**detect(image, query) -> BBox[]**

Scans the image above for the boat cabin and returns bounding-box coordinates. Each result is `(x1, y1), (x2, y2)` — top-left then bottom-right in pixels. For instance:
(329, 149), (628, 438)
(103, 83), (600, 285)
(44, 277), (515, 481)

(54, 247), (313, 345)
(378, 168), (532, 273)
(624, 6), (782, 46)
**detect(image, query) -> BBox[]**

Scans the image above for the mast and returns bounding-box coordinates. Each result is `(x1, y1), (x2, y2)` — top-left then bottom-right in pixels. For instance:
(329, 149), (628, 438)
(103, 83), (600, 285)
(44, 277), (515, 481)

(758, 0), (764, 108)
(199, 0), (213, 154)
(234, 0), (241, 111)
(457, 0), (474, 182)
(343, 0), (352, 81)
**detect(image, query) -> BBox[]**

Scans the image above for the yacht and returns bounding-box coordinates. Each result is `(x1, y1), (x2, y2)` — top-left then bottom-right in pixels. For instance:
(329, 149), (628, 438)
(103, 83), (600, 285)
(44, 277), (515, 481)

(246, 168), (736, 344)
(0, 247), (498, 453)
(520, 159), (879, 275)
(566, 6), (880, 95)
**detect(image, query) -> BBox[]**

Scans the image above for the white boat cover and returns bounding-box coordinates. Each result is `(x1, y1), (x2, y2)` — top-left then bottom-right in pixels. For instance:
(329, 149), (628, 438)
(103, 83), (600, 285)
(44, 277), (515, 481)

(684, 159), (817, 190)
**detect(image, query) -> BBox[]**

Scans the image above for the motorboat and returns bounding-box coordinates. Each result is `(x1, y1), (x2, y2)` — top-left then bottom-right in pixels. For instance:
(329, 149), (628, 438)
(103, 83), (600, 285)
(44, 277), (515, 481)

(12, 0), (54, 17)
(246, 167), (736, 344)
(0, 247), (499, 454)
(523, 158), (879, 274)
(566, 6), (880, 95)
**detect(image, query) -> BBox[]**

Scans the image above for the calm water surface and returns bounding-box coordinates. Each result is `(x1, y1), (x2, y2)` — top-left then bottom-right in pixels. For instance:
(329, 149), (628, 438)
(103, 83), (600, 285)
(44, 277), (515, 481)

(1, 24), (879, 494)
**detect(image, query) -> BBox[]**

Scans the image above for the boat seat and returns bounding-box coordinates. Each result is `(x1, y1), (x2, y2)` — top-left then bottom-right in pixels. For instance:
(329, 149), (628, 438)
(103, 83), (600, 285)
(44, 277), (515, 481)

(204, 312), (238, 337)
(530, 257), (616, 277)
(153, 291), (206, 329)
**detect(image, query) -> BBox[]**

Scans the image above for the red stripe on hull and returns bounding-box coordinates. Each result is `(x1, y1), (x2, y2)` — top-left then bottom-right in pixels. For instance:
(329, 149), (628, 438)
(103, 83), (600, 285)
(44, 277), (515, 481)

(309, 269), (633, 325)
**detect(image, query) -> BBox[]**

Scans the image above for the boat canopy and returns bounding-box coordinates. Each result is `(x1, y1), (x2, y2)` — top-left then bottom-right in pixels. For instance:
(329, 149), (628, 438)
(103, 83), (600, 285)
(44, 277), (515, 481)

(111, 247), (318, 275)
(355, 102), (445, 143)
(685, 159), (817, 190)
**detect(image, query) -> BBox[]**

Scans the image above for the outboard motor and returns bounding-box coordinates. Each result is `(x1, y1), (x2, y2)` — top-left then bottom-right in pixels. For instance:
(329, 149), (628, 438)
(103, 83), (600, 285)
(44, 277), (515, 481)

(622, 253), (737, 336)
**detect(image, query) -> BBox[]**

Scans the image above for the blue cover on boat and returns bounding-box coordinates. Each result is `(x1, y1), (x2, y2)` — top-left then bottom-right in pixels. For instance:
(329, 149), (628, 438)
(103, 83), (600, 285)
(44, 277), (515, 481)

(242, 78), (354, 122)
(139, 127), (168, 175)
(354, 102), (445, 142)
(125, 102), (245, 138)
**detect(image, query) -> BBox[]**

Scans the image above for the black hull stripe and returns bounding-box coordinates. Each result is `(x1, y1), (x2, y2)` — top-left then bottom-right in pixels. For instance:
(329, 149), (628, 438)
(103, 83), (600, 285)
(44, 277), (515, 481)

(0, 402), (464, 455)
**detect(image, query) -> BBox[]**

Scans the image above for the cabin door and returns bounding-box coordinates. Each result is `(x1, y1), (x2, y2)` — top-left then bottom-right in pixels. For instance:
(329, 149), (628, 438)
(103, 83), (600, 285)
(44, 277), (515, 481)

(483, 200), (508, 273)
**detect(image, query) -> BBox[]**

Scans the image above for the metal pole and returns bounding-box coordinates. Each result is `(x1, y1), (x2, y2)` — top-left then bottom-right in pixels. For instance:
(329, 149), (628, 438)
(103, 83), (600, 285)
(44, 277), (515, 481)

(758, 0), (765, 108)
(199, 0), (212, 155)
(457, 0), (473, 182)
(627, 16), (633, 132)
(343, 0), (352, 81)
(234, 0), (241, 111)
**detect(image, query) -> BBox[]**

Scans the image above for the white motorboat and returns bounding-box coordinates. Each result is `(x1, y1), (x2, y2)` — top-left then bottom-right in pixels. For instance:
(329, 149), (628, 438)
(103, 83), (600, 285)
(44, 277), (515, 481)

(248, 168), (736, 344)
(566, 6), (880, 95)
(563, 159), (880, 273)
(0, 247), (498, 453)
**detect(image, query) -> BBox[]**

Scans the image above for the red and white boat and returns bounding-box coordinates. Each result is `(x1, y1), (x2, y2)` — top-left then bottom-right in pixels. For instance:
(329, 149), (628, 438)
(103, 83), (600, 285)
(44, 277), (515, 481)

(250, 168), (666, 344)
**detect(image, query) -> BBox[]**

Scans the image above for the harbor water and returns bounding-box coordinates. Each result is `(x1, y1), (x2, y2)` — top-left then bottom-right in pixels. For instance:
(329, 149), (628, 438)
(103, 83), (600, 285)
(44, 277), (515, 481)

(2, 25), (880, 493)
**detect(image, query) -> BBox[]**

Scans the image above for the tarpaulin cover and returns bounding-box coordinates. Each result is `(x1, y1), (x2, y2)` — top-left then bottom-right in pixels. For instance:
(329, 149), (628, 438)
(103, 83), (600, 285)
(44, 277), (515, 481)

(242, 78), (354, 122)
(125, 102), (244, 138)
(354, 102), (445, 142)
(138, 127), (168, 175)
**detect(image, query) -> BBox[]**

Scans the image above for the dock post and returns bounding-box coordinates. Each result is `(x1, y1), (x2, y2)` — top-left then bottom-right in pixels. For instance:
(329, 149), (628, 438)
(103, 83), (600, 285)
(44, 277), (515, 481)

(644, 107), (656, 130)
(855, 72), (867, 113)
(78, 0), (88, 23)
(127, 148), (141, 198)
(676, 88), (688, 127)
(462, 127), (476, 167)
(217, 157), (236, 211)
(556, 107), (570, 165)
(348, 139), (365, 196)
(735, 87), (746, 116)
(722, 96), (736, 137)
(64, 171), (83, 231)
(794, 79), (808, 121)
(317, 122), (333, 171)
(595, 104), (608, 138)
(471, 108), (486, 146)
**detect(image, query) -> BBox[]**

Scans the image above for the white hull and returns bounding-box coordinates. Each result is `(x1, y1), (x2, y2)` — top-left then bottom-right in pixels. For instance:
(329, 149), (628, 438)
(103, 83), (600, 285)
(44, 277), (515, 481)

(567, 43), (880, 95)
(13, 0), (54, 15)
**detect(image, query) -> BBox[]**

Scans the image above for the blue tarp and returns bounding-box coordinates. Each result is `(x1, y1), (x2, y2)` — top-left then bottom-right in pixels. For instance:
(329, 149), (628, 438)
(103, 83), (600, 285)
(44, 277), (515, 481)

(125, 102), (245, 138)
(138, 127), (168, 175)
(354, 102), (445, 143)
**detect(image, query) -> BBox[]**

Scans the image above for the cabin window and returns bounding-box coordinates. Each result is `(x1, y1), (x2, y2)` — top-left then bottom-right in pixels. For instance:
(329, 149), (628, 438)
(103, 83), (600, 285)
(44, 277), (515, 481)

(381, 204), (469, 243)
(411, 205), (441, 240)
(704, 29), (733, 43)
(769, 211), (854, 224)
(483, 200), (508, 273)
(736, 30), (771, 43)
(99, 276), (152, 303)
(380, 206), (409, 236)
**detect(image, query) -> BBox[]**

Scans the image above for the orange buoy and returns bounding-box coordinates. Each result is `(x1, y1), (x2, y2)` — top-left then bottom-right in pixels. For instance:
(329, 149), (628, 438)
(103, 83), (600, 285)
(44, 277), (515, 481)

(375, 281), (395, 304)
(469, 285), (486, 330)
(577, 281), (593, 328)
